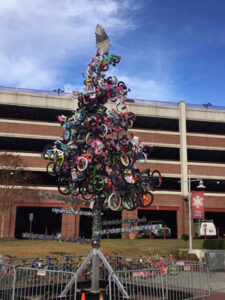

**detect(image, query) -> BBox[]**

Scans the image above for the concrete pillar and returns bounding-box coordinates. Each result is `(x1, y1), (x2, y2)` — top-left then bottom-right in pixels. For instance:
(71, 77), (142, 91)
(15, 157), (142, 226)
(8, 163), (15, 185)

(178, 101), (189, 235)
(178, 101), (188, 197)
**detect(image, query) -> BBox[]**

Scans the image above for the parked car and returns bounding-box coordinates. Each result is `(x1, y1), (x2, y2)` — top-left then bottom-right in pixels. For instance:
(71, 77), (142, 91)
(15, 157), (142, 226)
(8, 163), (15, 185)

(137, 220), (171, 238)
(194, 219), (216, 238)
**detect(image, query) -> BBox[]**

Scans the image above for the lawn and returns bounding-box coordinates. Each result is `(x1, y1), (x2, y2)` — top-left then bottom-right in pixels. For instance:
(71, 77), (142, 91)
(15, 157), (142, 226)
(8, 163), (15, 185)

(0, 238), (204, 259)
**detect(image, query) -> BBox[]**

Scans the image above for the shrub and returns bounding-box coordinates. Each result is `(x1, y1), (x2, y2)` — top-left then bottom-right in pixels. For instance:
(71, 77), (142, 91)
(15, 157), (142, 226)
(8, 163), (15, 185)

(203, 239), (225, 249)
(181, 234), (189, 241)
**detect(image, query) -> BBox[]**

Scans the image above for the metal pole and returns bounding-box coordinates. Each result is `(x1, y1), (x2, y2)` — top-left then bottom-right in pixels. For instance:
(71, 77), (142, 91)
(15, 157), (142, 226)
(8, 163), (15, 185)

(188, 169), (192, 253)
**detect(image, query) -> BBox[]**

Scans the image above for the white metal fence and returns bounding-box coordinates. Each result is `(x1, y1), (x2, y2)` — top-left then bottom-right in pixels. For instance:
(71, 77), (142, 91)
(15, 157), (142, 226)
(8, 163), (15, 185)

(0, 260), (210, 300)
(0, 264), (77, 299)
(204, 250), (225, 274)
(109, 263), (210, 300)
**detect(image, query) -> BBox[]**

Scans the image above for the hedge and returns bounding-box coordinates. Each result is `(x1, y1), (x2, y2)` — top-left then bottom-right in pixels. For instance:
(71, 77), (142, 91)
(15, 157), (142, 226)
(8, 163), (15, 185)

(203, 239), (225, 249)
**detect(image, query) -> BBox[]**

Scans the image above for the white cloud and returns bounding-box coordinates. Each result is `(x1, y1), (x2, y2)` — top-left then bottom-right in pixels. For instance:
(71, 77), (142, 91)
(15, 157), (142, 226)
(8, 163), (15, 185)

(120, 75), (175, 101)
(0, 0), (138, 89)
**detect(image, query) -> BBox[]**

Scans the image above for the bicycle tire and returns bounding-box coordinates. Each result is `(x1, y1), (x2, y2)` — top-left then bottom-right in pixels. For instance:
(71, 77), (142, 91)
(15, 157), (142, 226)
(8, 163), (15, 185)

(74, 132), (86, 144)
(69, 182), (80, 196)
(121, 199), (134, 211)
(46, 161), (57, 177)
(108, 192), (121, 211)
(42, 144), (54, 160)
(92, 175), (105, 192)
(127, 118), (134, 128)
(120, 153), (130, 167)
(99, 123), (108, 137)
(86, 131), (96, 145)
(54, 157), (64, 175)
(110, 169), (124, 186)
(152, 170), (162, 189)
(139, 189), (154, 207)
(117, 81), (126, 89)
(80, 181), (94, 200)
(77, 156), (88, 172)
(63, 129), (71, 141)
(58, 178), (70, 195)
(117, 129), (129, 146)
(100, 63), (109, 71)
(109, 90), (117, 102)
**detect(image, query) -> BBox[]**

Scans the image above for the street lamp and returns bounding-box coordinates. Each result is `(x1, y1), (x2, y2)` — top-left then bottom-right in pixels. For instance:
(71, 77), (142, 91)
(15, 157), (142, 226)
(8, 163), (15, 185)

(187, 169), (206, 253)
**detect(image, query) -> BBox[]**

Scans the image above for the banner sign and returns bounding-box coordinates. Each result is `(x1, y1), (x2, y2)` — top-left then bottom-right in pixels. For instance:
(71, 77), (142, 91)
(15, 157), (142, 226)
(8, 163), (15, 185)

(191, 191), (204, 219)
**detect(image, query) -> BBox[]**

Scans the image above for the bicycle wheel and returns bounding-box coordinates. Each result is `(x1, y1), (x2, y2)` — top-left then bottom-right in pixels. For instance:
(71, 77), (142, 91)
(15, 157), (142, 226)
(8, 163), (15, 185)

(139, 189), (154, 207)
(58, 178), (70, 195)
(46, 161), (56, 177)
(152, 170), (162, 189)
(120, 153), (130, 167)
(117, 81), (126, 89)
(105, 165), (113, 176)
(80, 181), (94, 200)
(74, 132), (86, 144)
(91, 139), (104, 155)
(54, 157), (64, 175)
(108, 192), (121, 211)
(92, 175), (105, 192)
(100, 63), (109, 71)
(121, 198), (137, 211)
(86, 132), (96, 145)
(69, 182), (80, 196)
(117, 129), (129, 146)
(110, 169), (124, 186)
(63, 129), (71, 141)
(137, 152), (147, 163)
(109, 90), (117, 102)
(99, 124), (108, 137)
(42, 144), (54, 160)
(77, 157), (88, 172)
(76, 108), (86, 121)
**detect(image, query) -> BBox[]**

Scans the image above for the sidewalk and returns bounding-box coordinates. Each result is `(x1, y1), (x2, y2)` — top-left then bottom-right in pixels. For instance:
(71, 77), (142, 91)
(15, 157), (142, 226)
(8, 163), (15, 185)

(210, 291), (225, 300)
(209, 271), (225, 299)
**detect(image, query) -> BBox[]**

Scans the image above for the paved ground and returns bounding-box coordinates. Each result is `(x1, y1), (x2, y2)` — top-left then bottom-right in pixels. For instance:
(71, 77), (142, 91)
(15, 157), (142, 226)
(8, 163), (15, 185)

(209, 271), (225, 299)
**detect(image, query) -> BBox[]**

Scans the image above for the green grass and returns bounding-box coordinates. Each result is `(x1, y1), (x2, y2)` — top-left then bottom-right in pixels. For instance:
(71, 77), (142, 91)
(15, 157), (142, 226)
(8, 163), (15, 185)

(0, 238), (204, 259)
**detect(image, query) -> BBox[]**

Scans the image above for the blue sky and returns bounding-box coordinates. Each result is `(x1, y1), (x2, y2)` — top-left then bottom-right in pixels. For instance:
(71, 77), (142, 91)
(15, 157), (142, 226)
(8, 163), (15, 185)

(0, 0), (225, 106)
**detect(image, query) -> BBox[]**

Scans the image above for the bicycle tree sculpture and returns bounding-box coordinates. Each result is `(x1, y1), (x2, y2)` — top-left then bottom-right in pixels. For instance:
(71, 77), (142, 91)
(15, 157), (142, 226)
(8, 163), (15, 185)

(42, 25), (162, 296)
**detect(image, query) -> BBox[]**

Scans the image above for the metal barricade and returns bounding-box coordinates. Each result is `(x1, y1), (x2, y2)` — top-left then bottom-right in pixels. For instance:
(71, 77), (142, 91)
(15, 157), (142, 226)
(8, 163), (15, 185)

(108, 255), (150, 270)
(108, 262), (210, 300)
(109, 268), (165, 300)
(204, 250), (225, 273)
(164, 262), (210, 300)
(0, 263), (16, 300)
(14, 267), (77, 299)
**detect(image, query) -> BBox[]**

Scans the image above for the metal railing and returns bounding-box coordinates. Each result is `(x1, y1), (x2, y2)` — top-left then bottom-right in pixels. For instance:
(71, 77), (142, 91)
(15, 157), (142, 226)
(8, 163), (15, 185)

(0, 263), (77, 299)
(0, 260), (210, 300)
(109, 268), (164, 299)
(109, 262), (210, 300)
(0, 263), (16, 300)
(204, 250), (225, 274)
(0, 85), (224, 111)
(0, 85), (71, 97)
(164, 263), (210, 300)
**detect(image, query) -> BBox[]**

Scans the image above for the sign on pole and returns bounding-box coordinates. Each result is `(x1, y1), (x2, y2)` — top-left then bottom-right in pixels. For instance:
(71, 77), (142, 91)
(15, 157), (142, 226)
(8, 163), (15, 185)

(191, 191), (205, 219)
(29, 213), (34, 222)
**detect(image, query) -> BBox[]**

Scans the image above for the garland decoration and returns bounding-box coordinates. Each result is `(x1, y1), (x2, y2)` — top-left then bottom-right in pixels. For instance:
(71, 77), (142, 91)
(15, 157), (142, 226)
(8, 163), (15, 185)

(38, 191), (91, 206)
(22, 232), (91, 244)
(102, 217), (146, 226)
(94, 224), (154, 235)
(52, 208), (96, 216)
